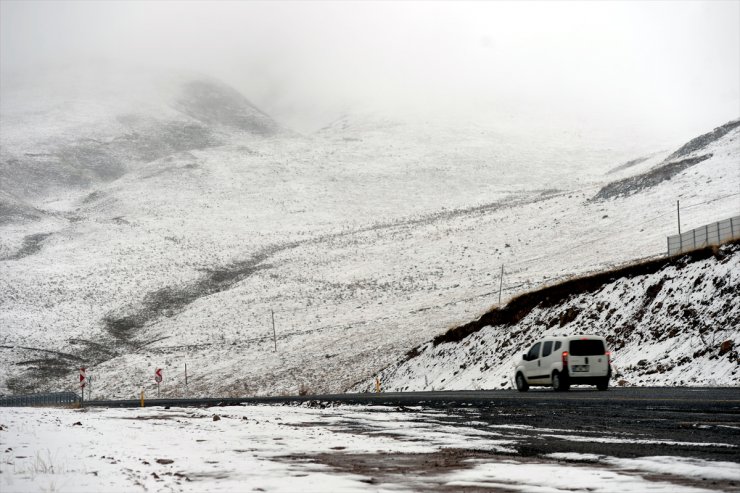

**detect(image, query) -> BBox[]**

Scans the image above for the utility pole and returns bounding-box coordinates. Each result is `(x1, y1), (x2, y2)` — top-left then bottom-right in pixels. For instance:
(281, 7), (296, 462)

(271, 309), (277, 352)
(79, 367), (86, 408)
(677, 200), (681, 235)
(498, 265), (505, 305)
(677, 200), (682, 252)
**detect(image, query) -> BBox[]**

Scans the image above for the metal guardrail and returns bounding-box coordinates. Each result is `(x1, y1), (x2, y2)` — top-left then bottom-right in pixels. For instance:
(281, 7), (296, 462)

(0, 391), (80, 407)
(4, 389), (739, 412)
(2, 389), (738, 411)
(667, 215), (740, 255)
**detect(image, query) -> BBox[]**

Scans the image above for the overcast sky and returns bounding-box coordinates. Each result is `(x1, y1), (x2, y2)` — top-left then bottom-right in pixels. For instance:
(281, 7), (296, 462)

(1, 0), (739, 142)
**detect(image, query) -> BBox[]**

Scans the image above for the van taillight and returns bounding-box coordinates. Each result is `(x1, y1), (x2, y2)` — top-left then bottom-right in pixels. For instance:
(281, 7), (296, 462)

(562, 351), (569, 367)
(605, 351), (611, 364)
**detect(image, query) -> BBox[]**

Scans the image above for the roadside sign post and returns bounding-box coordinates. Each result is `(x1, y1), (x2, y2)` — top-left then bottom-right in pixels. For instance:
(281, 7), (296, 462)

(155, 368), (163, 398)
(79, 367), (86, 407)
(271, 309), (277, 352)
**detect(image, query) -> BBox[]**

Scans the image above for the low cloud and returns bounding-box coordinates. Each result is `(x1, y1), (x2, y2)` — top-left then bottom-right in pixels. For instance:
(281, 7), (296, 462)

(1, 1), (738, 143)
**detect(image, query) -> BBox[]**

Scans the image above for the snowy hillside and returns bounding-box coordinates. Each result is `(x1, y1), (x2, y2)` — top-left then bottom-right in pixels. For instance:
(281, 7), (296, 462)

(0, 69), (738, 398)
(0, 67), (281, 213)
(356, 242), (740, 392)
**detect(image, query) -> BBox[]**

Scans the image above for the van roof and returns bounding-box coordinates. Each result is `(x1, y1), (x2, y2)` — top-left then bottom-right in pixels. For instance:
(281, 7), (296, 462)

(542, 335), (605, 341)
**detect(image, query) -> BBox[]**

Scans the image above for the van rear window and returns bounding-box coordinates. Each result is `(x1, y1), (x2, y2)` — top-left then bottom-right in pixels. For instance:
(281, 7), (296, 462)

(569, 339), (605, 355)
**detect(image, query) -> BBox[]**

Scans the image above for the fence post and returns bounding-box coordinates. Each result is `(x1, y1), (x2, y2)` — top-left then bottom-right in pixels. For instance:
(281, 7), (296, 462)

(498, 265), (505, 304)
(717, 222), (721, 244)
(705, 225), (709, 248)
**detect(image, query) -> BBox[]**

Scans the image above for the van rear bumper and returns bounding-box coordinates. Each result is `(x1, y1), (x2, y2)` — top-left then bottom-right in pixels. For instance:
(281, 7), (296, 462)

(568, 375), (609, 385)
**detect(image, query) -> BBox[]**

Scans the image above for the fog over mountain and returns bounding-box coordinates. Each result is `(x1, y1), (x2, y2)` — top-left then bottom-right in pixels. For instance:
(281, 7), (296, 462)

(2, 1), (739, 142)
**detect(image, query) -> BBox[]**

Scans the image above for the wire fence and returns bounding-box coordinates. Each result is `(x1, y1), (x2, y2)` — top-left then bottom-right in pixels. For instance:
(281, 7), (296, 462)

(667, 215), (740, 255)
(264, 193), (740, 318)
(0, 391), (80, 407)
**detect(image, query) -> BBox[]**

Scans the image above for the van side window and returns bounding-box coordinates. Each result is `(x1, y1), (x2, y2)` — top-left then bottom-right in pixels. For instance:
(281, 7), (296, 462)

(542, 341), (553, 357)
(554, 341), (562, 351)
(527, 342), (541, 361)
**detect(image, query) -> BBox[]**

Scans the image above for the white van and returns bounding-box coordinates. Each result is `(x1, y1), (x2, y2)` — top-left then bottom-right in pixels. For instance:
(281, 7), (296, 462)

(514, 335), (611, 391)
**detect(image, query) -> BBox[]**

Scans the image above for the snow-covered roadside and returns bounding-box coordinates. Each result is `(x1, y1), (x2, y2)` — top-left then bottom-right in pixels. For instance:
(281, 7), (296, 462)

(1, 405), (738, 493)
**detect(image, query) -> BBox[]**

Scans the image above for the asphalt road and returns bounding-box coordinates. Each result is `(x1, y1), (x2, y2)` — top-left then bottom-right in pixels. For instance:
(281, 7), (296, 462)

(83, 387), (740, 464)
(411, 388), (740, 463)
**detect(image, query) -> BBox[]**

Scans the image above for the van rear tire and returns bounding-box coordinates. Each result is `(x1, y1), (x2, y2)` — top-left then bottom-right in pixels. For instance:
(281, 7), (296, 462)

(552, 371), (570, 391)
(515, 373), (529, 392)
(596, 378), (609, 391)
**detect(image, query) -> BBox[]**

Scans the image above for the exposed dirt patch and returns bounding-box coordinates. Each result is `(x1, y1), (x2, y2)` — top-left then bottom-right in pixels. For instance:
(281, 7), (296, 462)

(102, 250), (280, 342)
(280, 449), (515, 492)
(1, 233), (52, 261)
(282, 446), (739, 492)
(593, 154), (713, 201)
(3, 346), (85, 393)
(116, 414), (192, 421)
(6, 357), (71, 393)
(315, 448), (504, 474)
(666, 119), (740, 161)
(606, 155), (652, 175)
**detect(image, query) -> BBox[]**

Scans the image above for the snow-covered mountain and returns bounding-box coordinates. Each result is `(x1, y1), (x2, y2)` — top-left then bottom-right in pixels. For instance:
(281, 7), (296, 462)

(0, 69), (738, 398)
(0, 67), (282, 221)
